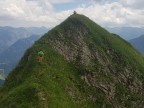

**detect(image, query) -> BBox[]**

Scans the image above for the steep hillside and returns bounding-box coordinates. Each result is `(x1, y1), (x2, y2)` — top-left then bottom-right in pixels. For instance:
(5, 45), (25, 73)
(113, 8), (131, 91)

(0, 34), (41, 76)
(0, 14), (144, 108)
(129, 34), (144, 55)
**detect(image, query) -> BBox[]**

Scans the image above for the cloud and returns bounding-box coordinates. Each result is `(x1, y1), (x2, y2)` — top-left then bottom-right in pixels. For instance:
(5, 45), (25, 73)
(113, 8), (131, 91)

(75, 0), (144, 27)
(48, 0), (74, 4)
(92, 0), (144, 9)
(0, 0), (55, 27)
(0, 0), (143, 27)
(121, 0), (144, 9)
(26, 0), (73, 4)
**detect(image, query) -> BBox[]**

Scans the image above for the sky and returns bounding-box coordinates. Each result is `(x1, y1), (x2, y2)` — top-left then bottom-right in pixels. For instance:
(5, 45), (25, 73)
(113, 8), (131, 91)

(0, 0), (144, 28)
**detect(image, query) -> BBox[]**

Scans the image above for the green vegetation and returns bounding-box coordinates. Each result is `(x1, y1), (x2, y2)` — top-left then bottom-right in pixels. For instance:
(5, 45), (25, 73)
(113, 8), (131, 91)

(0, 14), (144, 108)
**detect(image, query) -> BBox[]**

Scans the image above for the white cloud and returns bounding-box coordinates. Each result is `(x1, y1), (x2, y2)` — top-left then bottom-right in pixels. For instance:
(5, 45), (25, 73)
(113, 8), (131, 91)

(0, 0), (143, 27)
(93, 0), (144, 9)
(48, 0), (74, 4)
(0, 0), (75, 27)
(0, 0), (55, 27)
(74, 0), (144, 27)
(26, 0), (73, 4)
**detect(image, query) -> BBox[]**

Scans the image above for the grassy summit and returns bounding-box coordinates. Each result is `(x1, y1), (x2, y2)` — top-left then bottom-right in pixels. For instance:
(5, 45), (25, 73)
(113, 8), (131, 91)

(0, 13), (144, 108)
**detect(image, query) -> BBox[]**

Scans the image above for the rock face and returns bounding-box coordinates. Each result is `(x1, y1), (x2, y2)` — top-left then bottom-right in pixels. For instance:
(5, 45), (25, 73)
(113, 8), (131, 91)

(48, 28), (92, 65)
(0, 14), (144, 108)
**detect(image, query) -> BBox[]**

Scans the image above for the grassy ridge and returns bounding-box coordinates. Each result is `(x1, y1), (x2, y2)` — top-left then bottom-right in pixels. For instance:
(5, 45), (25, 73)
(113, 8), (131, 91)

(0, 41), (105, 107)
(0, 14), (144, 107)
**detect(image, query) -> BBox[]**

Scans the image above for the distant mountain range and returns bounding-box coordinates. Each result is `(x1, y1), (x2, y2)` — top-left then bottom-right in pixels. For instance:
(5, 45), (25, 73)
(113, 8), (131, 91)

(0, 26), (48, 83)
(106, 27), (144, 40)
(0, 34), (42, 76)
(129, 34), (144, 55)
(0, 80), (4, 86)
(0, 73), (4, 80)
(0, 26), (48, 54)
(0, 72), (5, 85)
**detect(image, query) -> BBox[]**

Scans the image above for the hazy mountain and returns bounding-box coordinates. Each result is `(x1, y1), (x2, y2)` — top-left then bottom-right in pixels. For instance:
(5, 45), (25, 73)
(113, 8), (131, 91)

(0, 26), (47, 54)
(0, 71), (5, 86)
(0, 74), (4, 80)
(0, 80), (4, 86)
(129, 34), (144, 55)
(0, 14), (144, 108)
(0, 34), (41, 76)
(106, 27), (144, 40)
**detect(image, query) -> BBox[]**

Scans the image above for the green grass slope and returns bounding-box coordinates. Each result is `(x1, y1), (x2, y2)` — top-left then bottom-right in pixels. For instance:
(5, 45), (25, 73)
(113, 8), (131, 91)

(0, 13), (144, 108)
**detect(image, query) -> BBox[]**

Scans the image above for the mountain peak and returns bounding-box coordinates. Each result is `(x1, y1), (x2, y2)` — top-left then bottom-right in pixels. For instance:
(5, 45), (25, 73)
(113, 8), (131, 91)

(65, 13), (94, 25)
(1, 14), (144, 108)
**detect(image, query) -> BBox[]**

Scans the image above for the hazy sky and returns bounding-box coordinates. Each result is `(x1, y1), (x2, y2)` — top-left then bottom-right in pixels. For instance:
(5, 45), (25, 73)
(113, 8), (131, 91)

(0, 0), (144, 27)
